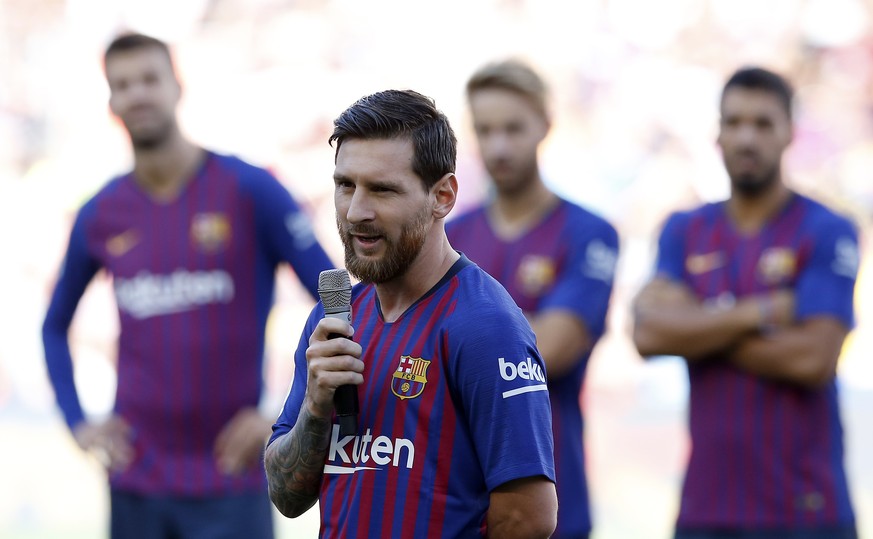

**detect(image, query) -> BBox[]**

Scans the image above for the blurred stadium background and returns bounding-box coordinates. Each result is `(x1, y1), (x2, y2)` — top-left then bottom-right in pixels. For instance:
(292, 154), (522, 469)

(0, 0), (871, 538)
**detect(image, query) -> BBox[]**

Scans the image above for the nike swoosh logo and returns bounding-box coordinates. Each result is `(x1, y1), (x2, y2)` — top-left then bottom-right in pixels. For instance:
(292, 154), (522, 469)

(323, 465), (381, 475)
(106, 229), (140, 257)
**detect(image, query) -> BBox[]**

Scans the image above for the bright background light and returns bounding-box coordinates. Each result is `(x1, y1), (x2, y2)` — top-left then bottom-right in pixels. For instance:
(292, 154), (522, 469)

(0, 1), (871, 538)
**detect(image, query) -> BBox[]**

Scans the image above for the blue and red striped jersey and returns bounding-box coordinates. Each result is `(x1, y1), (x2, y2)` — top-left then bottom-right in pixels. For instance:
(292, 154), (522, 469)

(270, 256), (556, 538)
(446, 199), (618, 537)
(42, 151), (334, 495)
(655, 193), (858, 529)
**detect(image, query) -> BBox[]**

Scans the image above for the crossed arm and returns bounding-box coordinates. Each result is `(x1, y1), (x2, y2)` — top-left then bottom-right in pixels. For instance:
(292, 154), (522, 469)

(632, 277), (848, 388)
(529, 311), (592, 379)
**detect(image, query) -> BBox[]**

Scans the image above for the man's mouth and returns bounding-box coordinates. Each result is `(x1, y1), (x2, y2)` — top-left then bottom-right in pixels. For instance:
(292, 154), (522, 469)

(351, 233), (382, 248)
(734, 152), (759, 169)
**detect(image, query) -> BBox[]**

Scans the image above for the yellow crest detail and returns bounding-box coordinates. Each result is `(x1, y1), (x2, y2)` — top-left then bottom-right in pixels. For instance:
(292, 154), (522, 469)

(190, 213), (231, 253)
(758, 247), (796, 285)
(391, 356), (431, 400)
(517, 255), (556, 296)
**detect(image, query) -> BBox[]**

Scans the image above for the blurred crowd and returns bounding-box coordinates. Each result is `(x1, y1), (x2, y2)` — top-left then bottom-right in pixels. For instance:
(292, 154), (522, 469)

(1, 0), (872, 537)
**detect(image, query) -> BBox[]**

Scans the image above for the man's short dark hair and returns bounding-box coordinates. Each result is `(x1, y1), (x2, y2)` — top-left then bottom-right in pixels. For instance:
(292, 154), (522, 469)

(722, 67), (794, 120)
(104, 32), (175, 74)
(329, 89), (457, 191)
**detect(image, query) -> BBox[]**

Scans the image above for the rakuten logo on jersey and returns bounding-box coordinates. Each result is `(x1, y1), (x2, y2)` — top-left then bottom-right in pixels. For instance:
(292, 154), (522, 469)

(498, 357), (548, 399)
(323, 425), (415, 475)
(115, 269), (234, 319)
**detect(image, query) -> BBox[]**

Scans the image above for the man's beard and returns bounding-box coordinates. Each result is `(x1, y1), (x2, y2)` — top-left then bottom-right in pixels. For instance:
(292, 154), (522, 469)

(125, 117), (174, 150)
(485, 155), (538, 197)
(730, 163), (780, 198)
(726, 148), (781, 198)
(338, 208), (430, 284)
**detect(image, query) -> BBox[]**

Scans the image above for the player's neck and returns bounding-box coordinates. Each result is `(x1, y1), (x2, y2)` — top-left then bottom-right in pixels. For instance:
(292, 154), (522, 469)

(375, 230), (459, 323)
(727, 181), (793, 235)
(489, 177), (558, 240)
(132, 134), (205, 202)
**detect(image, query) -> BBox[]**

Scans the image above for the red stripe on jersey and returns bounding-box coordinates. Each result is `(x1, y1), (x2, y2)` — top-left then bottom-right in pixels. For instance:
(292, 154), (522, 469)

(378, 306), (432, 538)
(418, 301), (461, 539)
(369, 304), (427, 539)
(190, 162), (209, 492)
(327, 287), (402, 538)
(201, 162), (222, 493)
(323, 290), (379, 537)
(399, 280), (459, 539)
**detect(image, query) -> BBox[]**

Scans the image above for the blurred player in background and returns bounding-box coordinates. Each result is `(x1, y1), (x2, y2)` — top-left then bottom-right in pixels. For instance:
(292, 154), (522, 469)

(42, 32), (334, 539)
(265, 89), (558, 538)
(632, 67), (860, 539)
(447, 59), (619, 539)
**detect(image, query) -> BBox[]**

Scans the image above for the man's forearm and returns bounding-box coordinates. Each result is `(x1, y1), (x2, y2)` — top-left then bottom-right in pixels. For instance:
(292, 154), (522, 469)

(727, 318), (848, 388)
(264, 408), (332, 518)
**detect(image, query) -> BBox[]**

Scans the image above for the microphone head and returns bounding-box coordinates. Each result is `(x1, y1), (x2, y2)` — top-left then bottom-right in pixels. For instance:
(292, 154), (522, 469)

(318, 269), (352, 315)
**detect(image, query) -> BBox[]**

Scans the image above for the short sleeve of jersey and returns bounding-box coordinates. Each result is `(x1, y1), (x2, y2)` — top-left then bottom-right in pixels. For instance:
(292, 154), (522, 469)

(447, 288), (555, 491)
(268, 304), (323, 446)
(237, 165), (334, 299)
(795, 215), (858, 327)
(655, 211), (691, 282)
(540, 215), (618, 338)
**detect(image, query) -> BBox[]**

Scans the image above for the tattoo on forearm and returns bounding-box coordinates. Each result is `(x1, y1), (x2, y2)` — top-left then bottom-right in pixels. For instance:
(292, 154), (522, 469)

(265, 409), (332, 517)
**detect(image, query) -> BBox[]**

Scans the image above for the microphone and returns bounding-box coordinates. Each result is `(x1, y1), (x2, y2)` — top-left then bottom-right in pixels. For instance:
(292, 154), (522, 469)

(317, 269), (357, 437)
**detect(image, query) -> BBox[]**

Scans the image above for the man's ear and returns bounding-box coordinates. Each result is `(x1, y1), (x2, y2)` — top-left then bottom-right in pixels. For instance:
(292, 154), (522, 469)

(431, 173), (458, 220)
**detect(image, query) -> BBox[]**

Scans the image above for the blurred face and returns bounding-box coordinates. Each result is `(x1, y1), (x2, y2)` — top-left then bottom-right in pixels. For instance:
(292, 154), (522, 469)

(334, 138), (432, 284)
(717, 87), (792, 197)
(106, 46), (180, 149)
(468, 88), (548, 195)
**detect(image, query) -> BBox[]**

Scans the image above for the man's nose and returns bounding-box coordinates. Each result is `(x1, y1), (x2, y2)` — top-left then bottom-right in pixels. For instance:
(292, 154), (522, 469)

(735, 124), (760, 146)
(483, 131), (512, 157)
(345, 189), (375, 223)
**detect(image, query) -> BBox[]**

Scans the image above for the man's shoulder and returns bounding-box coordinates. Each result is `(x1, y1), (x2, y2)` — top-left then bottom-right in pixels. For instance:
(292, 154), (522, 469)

(548, 201), (617, 259)
(558, 198), (617, 236)
(206, 151), (295, 205)
(207, 151), (274, 180)
(561, 197), (608, 221)
(91, 173), (131, 197)
(79, 174), (134, 216)
(446, 264), (537, 350)
(452, 262), (525, 319)
(659, 201), (722, 231)
(795, 193), (857, 232)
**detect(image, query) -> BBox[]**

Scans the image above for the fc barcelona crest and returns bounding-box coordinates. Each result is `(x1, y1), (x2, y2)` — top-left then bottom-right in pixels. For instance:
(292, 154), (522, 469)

(517, 254), (556, 297)
(392, 356), (431, 400)
(758, 247), (796, 285)
(191, 213), (231, 254)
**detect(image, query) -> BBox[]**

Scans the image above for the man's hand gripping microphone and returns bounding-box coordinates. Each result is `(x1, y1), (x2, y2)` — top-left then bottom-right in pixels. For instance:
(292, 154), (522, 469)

(317, 269), (358, 437)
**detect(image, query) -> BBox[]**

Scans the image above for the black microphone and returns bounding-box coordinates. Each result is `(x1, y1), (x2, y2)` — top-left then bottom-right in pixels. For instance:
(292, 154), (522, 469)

(317, 269), (358, 437)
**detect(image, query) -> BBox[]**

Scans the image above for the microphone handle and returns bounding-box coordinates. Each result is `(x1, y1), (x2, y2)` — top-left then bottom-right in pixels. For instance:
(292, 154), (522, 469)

(334, 385), (359, 437)
(327, 330), (358, 437)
